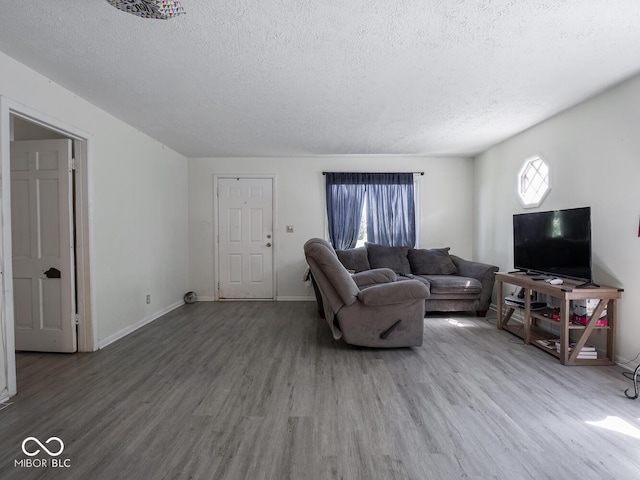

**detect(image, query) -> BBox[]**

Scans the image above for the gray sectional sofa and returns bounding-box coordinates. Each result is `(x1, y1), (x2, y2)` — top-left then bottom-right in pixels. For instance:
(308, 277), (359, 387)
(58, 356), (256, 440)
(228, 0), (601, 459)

(335, 242), (498, 317)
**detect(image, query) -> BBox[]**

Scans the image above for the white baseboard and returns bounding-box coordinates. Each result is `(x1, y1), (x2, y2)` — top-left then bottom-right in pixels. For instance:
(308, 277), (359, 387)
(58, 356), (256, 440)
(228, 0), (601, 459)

(98, 300), (184, 349)
(199, 296), (315, 302)
(196, 296), (216, 302)
(617, 355), (640, 372)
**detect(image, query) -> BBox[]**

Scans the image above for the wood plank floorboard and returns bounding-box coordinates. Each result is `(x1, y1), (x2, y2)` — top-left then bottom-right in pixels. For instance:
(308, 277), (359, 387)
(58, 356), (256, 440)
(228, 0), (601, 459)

(1, 301), (640, 479)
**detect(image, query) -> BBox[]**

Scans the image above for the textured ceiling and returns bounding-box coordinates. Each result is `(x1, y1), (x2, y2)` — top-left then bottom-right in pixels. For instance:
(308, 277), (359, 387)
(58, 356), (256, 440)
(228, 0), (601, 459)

(1, 1), (640, 158)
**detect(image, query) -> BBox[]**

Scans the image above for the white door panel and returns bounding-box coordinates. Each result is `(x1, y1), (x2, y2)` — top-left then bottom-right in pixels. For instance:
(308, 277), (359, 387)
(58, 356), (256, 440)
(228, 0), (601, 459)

(11, 139), (77, 353)
(218, 177), (273, 299)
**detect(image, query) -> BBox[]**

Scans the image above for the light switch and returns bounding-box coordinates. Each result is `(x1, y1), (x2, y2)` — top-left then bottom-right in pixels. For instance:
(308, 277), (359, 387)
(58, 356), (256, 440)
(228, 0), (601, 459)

(286, 225), (294, 233)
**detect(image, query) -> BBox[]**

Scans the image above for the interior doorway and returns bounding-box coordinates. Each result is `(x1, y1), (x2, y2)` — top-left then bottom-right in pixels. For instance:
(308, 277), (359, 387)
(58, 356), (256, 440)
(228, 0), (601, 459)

(0, 97), (95, 398)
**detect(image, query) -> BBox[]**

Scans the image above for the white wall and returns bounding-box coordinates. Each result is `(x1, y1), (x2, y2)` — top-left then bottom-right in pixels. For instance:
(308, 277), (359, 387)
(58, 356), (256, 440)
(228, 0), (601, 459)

(189, 156), (474, 300)
(474, 73), (640, 365)
(0, 51), (189, 398)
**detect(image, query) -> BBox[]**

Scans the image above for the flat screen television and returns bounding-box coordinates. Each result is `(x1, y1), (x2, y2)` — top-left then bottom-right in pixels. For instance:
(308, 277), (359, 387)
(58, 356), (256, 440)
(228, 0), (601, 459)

(513, 206), (592, 283)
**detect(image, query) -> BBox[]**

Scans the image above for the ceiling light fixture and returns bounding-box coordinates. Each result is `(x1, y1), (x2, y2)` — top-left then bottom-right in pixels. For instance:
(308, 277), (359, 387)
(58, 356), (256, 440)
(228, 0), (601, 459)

(106, 0), (185, 20)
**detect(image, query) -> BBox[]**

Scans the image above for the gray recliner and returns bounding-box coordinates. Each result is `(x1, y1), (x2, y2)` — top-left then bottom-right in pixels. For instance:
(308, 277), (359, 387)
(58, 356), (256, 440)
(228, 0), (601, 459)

(304, 238), (430, 348)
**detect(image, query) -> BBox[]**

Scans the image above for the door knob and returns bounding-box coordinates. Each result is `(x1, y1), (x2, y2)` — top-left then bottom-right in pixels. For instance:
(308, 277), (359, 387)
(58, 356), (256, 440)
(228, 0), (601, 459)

(44, 267), (61, 279)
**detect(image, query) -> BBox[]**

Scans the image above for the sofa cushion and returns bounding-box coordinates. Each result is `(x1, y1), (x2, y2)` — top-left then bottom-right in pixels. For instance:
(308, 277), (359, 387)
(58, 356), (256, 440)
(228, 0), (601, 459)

(365, 242), (412, 275)
(408, 247), (457, 275)
(422, 275), (482, 295)
(335, 247), (370, 273)
(352, 268), (397, 288)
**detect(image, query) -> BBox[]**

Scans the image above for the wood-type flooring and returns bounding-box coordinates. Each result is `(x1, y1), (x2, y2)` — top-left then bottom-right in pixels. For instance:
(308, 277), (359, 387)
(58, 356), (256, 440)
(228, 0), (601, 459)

(1, 301), (639, 479)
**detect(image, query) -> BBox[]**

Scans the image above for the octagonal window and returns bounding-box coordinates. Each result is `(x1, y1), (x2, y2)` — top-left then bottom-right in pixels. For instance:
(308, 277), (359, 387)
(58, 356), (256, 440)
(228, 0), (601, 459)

(518, 155), (550, 208)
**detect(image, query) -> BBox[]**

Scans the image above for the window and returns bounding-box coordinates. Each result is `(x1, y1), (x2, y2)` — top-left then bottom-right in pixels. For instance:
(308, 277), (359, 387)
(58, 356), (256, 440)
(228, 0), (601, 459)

(518, 155), (550, 208)
(354, 189), (417, 247)
(356, 202), (368, 247)
(325, 172), (417, 249)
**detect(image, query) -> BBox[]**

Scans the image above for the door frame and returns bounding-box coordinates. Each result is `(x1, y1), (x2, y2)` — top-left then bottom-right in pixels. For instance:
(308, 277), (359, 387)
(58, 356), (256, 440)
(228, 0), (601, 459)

(213, 174), (277, 301)
(0, 96), (96, 398)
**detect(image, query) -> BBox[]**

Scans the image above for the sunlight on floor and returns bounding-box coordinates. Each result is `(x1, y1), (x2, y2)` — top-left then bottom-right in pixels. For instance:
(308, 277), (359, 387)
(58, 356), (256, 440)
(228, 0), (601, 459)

(586, 416), (640, 439)
(447, 318), (474, 327)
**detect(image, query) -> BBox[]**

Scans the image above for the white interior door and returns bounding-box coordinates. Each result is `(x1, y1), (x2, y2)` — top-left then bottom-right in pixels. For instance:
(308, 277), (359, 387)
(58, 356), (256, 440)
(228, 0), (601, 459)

(218, 177), (274, 299)
(10, 139), (77, 353)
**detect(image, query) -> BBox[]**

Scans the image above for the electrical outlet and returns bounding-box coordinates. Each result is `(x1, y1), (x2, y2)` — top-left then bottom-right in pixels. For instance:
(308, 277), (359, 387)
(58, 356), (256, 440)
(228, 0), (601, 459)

(146, 294), (151, 304)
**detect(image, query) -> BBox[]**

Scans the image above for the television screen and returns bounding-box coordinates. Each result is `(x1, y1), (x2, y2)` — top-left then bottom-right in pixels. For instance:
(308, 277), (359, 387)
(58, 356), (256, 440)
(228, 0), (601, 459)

(513, 207), (592, 281)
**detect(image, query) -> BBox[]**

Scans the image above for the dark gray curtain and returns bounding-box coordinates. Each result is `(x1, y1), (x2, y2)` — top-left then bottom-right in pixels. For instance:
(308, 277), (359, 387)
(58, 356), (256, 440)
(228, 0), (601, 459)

(366, 173), (415, 247)
(325, 173), (366, 249)
(325, 172), (416, 249)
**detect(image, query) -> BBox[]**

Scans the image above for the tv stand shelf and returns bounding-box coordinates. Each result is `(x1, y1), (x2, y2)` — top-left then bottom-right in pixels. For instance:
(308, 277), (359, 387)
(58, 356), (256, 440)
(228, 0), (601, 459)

(496, 272), (623, 365)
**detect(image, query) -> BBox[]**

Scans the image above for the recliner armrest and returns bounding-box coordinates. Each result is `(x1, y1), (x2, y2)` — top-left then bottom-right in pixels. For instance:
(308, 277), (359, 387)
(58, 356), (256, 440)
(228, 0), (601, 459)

(352, 268), (397, 288)
(450, 255), (499, 312)
(450, 255), (498, 282)
(357, 280), (429, 306)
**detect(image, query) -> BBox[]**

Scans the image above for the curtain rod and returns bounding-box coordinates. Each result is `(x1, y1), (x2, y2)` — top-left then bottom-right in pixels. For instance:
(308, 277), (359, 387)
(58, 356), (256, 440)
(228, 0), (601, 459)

(322, 171), (424, 175)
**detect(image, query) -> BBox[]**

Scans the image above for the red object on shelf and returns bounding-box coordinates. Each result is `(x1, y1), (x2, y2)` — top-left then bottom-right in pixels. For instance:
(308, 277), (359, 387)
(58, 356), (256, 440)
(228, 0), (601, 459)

(571, 315), (607, 327)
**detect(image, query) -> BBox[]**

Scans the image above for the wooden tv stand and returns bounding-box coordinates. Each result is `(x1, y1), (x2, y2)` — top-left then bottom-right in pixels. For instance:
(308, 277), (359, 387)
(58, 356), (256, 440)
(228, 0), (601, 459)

(496, 272), (623, 366)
